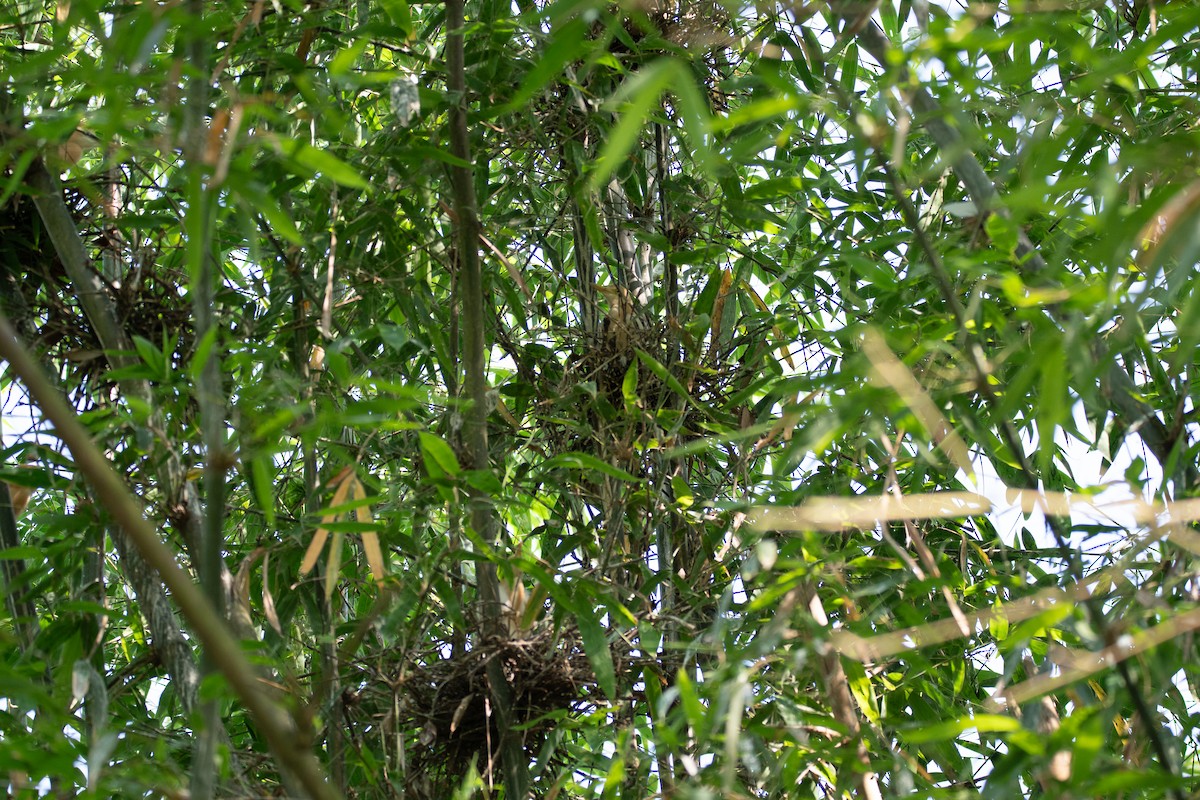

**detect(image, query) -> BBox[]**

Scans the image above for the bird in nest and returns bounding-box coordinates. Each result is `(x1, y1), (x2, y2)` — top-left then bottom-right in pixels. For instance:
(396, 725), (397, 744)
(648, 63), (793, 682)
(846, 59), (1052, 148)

(595, 283), (650, 352)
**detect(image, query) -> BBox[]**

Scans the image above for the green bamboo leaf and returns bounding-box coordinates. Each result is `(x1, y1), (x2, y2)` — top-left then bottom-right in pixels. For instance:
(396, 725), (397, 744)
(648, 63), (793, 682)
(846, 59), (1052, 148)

(999, 601), (1075, 651)
(1171, 283), (1200, 374)
(1035, 340), (1067, 477)
(674, 670), (707, 730)
(502, 17), (590, 114)
(250, 455), (276, 528)
(230, 175), (304, 244)
(0, 546), (41, 560)
(279, 139), (371, 190)
(540, 451), (639, 482)
(671, 65), (718, 176)
(589, 59), (681, 191)
(329, 39), (368, 77)
(409, 145), (472, 168)
(131, 336), (167, 382)
(986, 214), (1020, 259)
(576, 608), (615, 700)
(621, 360), (639, 413)
(377, 0), (413, 37)
(670, 474), (693, 509)
(418, 432), (461, 477)
(0, 149), (37, 207)
(1090, 769), (1182, 793)
(634, 350), (706, 419)
(903, 713), (1021, 744)
(189, 328), (219, 386)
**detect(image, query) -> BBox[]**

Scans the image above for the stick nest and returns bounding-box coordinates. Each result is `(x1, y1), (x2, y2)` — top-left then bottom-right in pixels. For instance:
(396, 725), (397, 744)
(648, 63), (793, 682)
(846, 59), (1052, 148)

(393, 631), (600, 797)
(0, 193), (193, 391)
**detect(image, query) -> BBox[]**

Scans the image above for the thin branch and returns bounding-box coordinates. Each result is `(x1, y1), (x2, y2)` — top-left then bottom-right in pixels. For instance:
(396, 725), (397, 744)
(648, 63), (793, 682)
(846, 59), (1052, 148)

(790, 584), (884, 800)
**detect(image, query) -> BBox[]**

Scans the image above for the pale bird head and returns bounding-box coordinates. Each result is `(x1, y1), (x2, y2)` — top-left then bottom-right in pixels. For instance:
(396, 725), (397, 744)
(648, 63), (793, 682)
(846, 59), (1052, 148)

(595, 284), (635, 323)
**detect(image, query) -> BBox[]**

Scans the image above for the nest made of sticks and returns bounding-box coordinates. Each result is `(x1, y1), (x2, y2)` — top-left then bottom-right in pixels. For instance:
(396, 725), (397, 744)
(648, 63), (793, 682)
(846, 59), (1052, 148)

(0, 192), (193, 389)
(537, 312), (770, 466)
(394, 630), (599, 796)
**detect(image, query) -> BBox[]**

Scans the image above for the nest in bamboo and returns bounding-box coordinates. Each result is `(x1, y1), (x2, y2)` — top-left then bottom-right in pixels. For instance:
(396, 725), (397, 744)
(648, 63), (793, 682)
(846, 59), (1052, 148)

(578, 321), (668, 406)
(396, 631), (598, 797)
(540, 312), (770, 468)
(0, 192), (193, 389)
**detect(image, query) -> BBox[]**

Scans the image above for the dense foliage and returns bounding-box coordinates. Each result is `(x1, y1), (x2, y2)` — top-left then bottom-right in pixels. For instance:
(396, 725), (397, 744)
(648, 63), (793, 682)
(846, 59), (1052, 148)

(2, 0), (1199, 797)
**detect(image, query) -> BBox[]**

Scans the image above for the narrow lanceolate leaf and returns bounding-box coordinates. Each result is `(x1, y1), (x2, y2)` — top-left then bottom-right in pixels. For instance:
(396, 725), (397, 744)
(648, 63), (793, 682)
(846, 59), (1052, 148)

(501, 16), (591, 114)
(230, 174), (304, 244)
(276, 138), (371, 190)
(418, 431), (461, 477)
(903, 714), (1022, 744)
(377, 0), (413, 37)
(590, 59), (680, 191)
(352, 475), (385, 586)
(670, 63), (718, 176)
(249, 454), (275, 529)
(299, 466), (356, 577)
(634, 350), (706, 418)
(232, 549), (260, 636)
(708, 269), (734, 354)
(576, 608), (615, 701)
(540, 451), (639, 482)
(324, 529), (344, 601)
(9, 0), (1200, 793)
(738, 279), (795, 369)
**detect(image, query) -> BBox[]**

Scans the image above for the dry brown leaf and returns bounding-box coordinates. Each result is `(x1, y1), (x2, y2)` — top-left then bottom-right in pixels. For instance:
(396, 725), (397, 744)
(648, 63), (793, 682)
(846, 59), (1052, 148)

(352, 477), (385, 586)
(261, 550), (282, 635)
(707, 269), (734, 361)
(299, 466), (357, 577)
(738, 278), (795, 369)
(450, 693), (474, 734)
(324, 528), (344, 600)
(233, 549), (263, 638)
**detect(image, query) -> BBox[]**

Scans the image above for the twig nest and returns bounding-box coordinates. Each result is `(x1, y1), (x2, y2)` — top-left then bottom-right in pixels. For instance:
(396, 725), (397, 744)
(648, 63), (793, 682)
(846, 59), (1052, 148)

(393, 630), (598, 796)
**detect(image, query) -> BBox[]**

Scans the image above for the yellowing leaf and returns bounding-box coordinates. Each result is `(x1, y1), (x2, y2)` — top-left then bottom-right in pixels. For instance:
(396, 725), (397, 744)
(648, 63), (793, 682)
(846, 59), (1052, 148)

(738, 279), (795, 369)
(299, 528), (329, 578)
(708, 269), (734, 356)
(300, 467), (384, 598)
(261, 550), (282, 635)
(324, 530), (344, 600)
(299, 468), (357, 577)
(352, 477), (385, 586)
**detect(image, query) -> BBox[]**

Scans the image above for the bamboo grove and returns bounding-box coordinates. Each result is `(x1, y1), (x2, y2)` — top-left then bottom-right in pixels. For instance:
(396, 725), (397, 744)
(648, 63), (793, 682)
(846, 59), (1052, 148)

(1, 1), (1199, 798)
